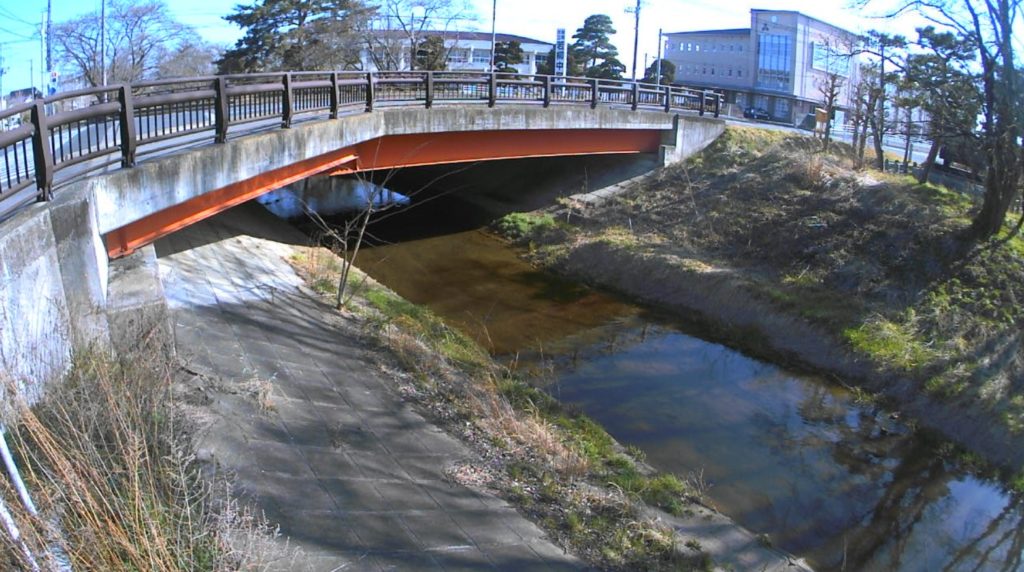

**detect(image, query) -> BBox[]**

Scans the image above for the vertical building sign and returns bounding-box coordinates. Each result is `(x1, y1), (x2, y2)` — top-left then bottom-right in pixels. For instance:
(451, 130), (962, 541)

(554, 28), (567, 76)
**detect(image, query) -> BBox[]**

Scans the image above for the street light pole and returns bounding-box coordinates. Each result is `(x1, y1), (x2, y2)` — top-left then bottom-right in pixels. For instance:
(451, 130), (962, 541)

(489, 0), (497, 72)
(629, 0), (641, 81)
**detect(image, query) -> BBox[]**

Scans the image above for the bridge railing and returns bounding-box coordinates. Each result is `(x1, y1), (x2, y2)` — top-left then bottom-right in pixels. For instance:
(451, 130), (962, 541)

(0, 70), (722, 220)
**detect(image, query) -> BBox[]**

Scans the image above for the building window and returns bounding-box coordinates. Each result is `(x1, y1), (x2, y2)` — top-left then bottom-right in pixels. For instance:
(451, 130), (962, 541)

(447, 48), (469, 64)
(695, 44), (701, 52)
(775, 98), (791, 118)
(472, 49), (491, 64)
(737, 69), (743, 77)
(756, 33), (793, 90)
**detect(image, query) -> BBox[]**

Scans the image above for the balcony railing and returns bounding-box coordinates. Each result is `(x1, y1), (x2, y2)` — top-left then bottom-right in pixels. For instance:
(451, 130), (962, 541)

(0, 70), (722, 220)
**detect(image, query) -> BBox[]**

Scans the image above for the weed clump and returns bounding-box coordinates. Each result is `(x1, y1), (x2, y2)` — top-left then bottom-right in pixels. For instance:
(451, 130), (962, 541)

(0, 349), (268, 570)
(493, 212), (570, 247)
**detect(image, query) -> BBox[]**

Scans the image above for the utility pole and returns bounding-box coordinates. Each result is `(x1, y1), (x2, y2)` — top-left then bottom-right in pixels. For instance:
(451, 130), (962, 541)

(101, 0), (107, 86)
(655, 28), (662, 86)
(626, 0), (641, 81)
(489, 0), (497, 72)
(45, 0), (52, 74)
(0, 44), (6, 108)
(40, 11), (46, 94)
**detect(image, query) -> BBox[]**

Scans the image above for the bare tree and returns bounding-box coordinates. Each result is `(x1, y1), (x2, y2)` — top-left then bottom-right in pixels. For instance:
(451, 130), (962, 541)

(813, 37), (854, 152)
(157, 40), (222, 78)
(301, 162), (480, 309)
(52, 0), (191, 87)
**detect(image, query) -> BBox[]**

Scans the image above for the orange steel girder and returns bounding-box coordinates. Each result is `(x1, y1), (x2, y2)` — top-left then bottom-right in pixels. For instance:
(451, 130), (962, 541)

(105, 128), (662, 258)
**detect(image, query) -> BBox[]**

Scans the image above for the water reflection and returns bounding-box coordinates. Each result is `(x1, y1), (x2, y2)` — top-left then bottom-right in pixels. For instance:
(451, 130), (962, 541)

(536, 327), (1022, 571)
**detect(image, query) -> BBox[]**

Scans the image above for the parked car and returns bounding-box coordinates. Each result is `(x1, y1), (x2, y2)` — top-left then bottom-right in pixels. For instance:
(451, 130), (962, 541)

(743, 106), (770, 120)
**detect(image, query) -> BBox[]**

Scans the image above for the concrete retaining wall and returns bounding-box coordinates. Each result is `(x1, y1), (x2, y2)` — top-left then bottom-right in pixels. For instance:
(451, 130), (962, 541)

(0, 106), (724, 400)
(660, 114), (728, 165)
(0, 183), (108, 407)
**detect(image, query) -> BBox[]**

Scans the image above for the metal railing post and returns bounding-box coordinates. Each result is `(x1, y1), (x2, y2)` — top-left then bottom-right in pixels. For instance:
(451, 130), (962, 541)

(663, 86), (672, 113)
(29, 101), (53, 200)
(631, 82), (640, 111)
(488, 72), (497, 107)
(282, 73), (294, 128)
(590, 79), (599, 109)
(542, 75), (551, 107)
(425, 72), (434, 109)
(365, 72), (374, 112)
(214, 77), (229, 143)
(699, 90), (706, 116)
(118, 85), (137, 167)
(714, 93), (721, 118)
(329, 72), (340, 119)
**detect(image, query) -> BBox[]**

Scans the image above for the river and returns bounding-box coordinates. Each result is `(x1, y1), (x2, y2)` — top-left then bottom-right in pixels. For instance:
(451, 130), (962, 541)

(283, 160), (1024, 571)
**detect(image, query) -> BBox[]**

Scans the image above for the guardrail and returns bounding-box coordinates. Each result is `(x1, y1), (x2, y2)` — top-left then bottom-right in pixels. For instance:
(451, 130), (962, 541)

(0, 70), (722, 220)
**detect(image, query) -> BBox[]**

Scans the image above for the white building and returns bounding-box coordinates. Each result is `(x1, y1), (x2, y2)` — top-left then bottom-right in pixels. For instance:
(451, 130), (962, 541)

(361, 31), (552, 75)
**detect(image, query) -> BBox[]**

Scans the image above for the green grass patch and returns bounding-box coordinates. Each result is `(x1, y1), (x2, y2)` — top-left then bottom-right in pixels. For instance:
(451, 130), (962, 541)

(844, 316), (940, 371)
(904, 181), (976, 217)
(494, 212), (559, 241)
(1011, 472), (1024, 495)
(364, 286), (492, 372)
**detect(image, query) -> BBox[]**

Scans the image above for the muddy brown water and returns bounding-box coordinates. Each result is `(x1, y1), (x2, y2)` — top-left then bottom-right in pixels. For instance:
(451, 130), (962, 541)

(286, 161), (1023, 571)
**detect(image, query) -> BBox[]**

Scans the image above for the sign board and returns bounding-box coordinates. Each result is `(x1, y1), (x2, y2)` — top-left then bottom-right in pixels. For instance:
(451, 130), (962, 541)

(554, 28), (567, 76)
(48, 70), (58, 95)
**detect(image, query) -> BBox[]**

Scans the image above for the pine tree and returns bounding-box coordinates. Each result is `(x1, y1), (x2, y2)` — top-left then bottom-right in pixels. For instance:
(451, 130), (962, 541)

(218, 0), (369, 73)
(572, 14), (624, 79)
(494, 41), (523, 72)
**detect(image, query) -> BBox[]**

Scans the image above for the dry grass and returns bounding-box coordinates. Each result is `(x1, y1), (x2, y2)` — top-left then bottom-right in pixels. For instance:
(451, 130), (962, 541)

(0, 347), (273, 571)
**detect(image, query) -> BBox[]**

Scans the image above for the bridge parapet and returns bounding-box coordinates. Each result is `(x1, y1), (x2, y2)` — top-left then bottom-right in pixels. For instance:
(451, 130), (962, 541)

(0, 71), (722, 222)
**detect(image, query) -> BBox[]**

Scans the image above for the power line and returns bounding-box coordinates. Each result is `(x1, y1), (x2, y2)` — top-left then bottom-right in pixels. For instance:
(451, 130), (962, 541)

(0, 6), (37, 27)
(0, 26), (38, 41)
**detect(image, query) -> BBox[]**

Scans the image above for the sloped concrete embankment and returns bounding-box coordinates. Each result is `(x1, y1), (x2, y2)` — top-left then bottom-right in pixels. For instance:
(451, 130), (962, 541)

(557, 241), (1024, 471)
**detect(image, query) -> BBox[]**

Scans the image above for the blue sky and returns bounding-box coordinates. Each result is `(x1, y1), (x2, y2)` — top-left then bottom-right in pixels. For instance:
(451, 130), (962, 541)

(0, 0), (981, 97)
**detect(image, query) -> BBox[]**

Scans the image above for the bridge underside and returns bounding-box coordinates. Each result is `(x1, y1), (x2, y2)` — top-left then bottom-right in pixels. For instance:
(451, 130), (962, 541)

(104, 128), (661, 258)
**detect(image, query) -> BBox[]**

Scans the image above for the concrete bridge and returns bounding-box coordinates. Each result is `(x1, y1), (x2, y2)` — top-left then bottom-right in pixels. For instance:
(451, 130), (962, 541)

(0, 70), (725, 394)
